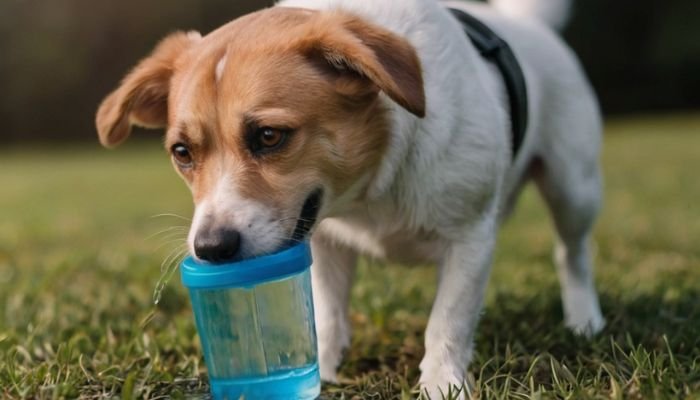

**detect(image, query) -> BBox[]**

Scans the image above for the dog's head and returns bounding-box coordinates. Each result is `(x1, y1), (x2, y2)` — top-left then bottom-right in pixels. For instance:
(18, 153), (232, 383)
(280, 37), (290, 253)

(96, 7), (425, 262)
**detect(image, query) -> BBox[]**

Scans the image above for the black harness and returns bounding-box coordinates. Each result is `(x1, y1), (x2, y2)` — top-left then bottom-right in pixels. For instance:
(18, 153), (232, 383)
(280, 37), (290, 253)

(448, 8), (529, 159)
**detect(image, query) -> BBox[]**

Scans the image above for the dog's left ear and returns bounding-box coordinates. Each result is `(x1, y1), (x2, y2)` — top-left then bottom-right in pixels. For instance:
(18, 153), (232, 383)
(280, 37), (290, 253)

(302, 13), (426, 118)
(95, 31), (201, 148)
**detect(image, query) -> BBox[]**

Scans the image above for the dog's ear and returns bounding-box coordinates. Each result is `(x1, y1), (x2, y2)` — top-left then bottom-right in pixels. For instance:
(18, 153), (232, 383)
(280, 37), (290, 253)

(302, 13), (426, 118)
(96, 31), (200, 148)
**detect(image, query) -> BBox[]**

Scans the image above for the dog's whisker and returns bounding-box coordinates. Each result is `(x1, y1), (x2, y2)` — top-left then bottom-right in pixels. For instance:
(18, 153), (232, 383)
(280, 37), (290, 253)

(167, 242), (189, 259)
(145, 226), (188, 241)
(279, 216), (317, 224)
(154, 229), (189, 241)
(153, 247), (190, 305)
(273, 217), (300, 223)
(159, 244), (188, 274)
(153, 230), (189, 243)
(165, 249), (187, 276)
(155, 238), (188, 252)
(150, 213), (192, 222)
(156, 231), (189, 243)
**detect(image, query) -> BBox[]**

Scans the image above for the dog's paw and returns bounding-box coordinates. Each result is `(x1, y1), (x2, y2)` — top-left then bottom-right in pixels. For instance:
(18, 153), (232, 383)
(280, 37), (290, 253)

(418, 372), (469, 400)
(566, 308), (605, 337)
(316, 320), (350, 383)
(318, 343), (344, 382)
(563, 289), (605, 337)
(319, 362), (339, 383)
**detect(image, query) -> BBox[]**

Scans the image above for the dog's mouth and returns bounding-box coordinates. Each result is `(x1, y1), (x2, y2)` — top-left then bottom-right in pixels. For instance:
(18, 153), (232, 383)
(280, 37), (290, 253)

(291, 188), (323, 242)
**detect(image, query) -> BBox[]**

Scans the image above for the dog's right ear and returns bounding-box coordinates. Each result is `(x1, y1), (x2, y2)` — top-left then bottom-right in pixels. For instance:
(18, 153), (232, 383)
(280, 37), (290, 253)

(96, 31), (200, 148)
(298, 12), (426, 118)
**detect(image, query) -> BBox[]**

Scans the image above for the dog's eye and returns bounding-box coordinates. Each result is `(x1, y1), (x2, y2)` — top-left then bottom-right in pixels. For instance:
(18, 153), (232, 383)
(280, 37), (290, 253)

(249, 127), (289, 155)
(259, 128), (285, 148)
(171, 143), (193, 168)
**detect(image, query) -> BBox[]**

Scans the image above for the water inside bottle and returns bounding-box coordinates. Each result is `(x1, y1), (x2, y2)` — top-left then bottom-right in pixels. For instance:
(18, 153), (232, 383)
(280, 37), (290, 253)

(189, 268), (319, 398)
(209, 363), (320, 400)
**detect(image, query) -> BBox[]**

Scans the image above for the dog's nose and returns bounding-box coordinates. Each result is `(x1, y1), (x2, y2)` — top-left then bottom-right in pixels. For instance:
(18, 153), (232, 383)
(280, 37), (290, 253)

(194, 227), (241, 263)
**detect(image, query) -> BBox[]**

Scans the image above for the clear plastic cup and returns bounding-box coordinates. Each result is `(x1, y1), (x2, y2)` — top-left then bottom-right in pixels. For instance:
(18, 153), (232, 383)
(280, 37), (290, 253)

(180, 241), (320, 400)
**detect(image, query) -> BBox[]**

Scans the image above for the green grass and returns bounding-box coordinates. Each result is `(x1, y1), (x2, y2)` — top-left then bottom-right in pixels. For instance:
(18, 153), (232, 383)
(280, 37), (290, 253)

(1, 114), (699, 399)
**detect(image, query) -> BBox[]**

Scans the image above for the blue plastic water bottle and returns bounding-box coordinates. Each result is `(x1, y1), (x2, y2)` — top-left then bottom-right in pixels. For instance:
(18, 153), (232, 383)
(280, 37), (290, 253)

(180, 241), (321, 400)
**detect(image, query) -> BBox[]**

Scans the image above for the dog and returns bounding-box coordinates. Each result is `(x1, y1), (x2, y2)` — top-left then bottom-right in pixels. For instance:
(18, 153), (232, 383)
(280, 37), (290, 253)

(96, 0), (605, 397)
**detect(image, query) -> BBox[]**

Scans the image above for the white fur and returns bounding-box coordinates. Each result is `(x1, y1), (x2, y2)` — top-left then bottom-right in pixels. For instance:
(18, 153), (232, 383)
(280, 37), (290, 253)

(201, 0), (604, 397)
(215, 53), (228, 82)
(186, 30), (202, 41)
(490, 0), (573, 30)
(271, 0), (604, 397)
(188, 173), (287, 260)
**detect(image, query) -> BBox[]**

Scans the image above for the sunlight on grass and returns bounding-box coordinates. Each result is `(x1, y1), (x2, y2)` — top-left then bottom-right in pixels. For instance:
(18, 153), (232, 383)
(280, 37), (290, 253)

(1, 114), (699, 399)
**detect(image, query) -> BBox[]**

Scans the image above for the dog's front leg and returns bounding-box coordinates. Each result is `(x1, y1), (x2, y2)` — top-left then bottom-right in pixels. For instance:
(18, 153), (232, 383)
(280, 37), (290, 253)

(310, 234), (357, 382)
(419, 216), (497, 399)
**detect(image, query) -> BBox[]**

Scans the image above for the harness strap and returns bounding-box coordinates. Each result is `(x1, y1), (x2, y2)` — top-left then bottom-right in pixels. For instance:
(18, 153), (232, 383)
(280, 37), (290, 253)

(448, 8), (529, 159)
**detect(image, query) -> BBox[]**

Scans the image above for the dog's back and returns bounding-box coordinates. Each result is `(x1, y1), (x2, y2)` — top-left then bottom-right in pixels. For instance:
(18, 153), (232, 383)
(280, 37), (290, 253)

(443, 1), (602, 213)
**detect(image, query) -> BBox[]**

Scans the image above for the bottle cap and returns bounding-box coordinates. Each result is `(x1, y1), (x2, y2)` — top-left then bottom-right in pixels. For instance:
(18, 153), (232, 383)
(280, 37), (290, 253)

(180, 241), (312, 289)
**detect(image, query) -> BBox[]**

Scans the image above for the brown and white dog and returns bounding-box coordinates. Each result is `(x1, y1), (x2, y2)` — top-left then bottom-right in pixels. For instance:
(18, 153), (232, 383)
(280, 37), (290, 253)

(96, 0), (604, 397)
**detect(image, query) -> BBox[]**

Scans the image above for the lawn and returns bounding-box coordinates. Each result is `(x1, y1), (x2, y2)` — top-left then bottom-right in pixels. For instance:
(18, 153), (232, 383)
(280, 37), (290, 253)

(1, 114), (699, 399)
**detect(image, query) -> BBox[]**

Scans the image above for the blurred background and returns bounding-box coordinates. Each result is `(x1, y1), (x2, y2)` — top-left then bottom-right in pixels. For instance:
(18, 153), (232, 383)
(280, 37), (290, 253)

(1, 0), (699, 143)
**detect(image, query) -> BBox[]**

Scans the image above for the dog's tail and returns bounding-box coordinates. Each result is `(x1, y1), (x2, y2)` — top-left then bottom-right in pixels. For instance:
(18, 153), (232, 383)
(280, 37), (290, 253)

(489, 0), (573, 30)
